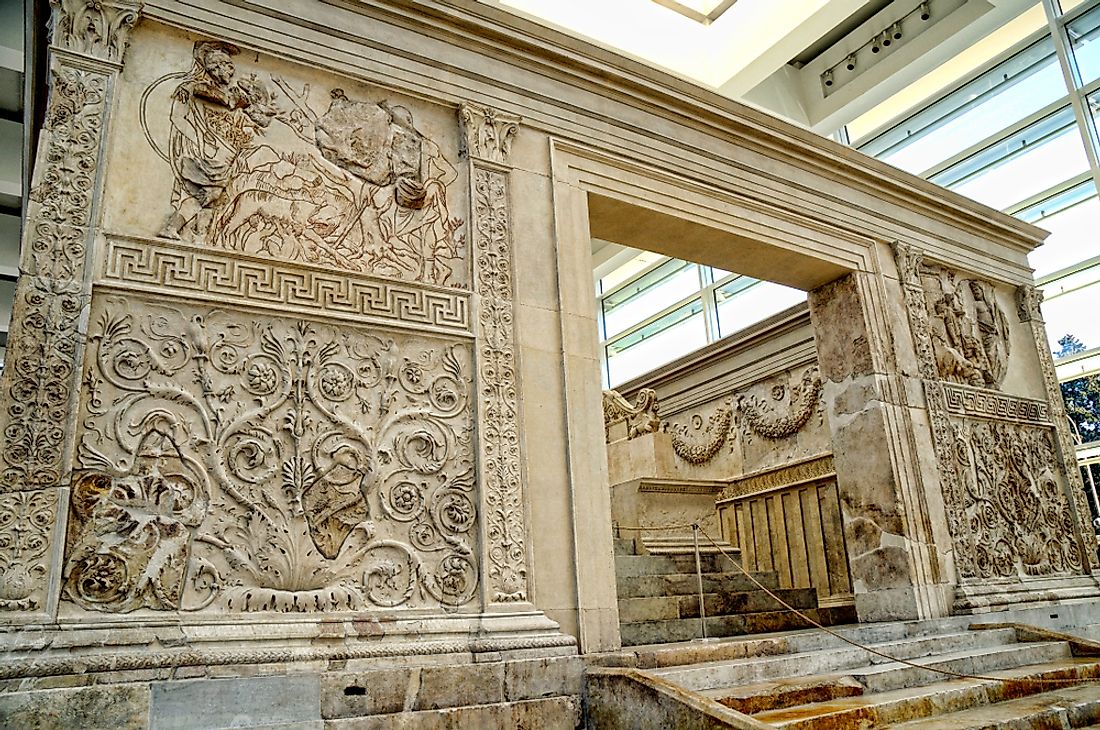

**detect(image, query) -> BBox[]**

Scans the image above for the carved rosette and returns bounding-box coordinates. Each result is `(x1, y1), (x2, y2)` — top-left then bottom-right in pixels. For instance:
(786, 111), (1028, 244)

(1016, 285), (1098, 570)
(0, 490), (58, 612)
(49, 0), (141, 63)
(462, 102), (529, 604)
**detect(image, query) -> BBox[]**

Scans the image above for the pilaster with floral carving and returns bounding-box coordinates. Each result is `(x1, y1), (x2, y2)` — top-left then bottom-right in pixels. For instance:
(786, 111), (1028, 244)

(459, 103), (530, 604)
(1016, 284), (1099, 571)
(891, 242), (974, 579)
(0, 0), (139, 615)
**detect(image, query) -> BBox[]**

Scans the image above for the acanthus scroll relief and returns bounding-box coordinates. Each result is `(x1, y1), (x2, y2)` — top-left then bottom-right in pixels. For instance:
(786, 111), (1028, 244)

(0, 490), (57, 611)
(951, 418), (1082, 580)
(1, 65), (108, 492)
(62, 296), (478, 614)
(140, 41), (466, 288)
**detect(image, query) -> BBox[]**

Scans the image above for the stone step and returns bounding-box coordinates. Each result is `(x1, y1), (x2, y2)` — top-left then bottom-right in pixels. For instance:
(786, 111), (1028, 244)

(613, 537), (639, 555)
(620, 607), (849, 647)
(641, 535), (741, 557)
(614, 553), (732, 577)
(753, 658), (1100, 729)
(603, 620), (982, 673)
(616, 571), (778, 598)
(887, 682), (1100, 730)
(617, 588), (819, 624)
(848, 641), (1072, 694)
(702, 675), (867, 715)
(655, 628), (1020, 690)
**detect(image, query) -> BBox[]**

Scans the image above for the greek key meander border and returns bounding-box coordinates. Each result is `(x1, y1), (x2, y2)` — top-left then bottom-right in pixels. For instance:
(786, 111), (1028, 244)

(101, 236), (472, 335)
(940, 383), (1052, 426)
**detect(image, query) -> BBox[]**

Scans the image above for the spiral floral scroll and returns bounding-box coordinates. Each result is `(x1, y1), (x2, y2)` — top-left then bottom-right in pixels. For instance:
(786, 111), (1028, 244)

(66, 297), (477, 614)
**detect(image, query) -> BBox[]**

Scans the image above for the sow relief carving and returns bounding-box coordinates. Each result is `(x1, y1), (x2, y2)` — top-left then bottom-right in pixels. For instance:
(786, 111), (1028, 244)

(140, 41), (466, 287)
(63, 297), (478, 614)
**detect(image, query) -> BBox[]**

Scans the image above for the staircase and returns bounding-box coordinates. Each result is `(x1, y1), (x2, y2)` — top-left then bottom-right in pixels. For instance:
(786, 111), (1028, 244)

(637, 620), (1100, 729)
(614, 536), (855, 647)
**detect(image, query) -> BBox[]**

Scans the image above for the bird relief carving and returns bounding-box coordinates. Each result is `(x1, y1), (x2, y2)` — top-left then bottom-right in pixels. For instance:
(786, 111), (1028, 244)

(140, 40), (466, 287)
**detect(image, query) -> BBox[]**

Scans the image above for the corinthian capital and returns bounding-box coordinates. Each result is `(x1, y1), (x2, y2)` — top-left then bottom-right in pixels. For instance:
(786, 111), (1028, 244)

(50, 0), (141, 63)
(458, 103), (521, 165)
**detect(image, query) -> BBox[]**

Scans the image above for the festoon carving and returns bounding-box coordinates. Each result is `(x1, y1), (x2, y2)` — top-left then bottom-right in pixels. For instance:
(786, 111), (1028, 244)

(603, 388), (661, 442)
(63, 297), (479, 613)
(670, 401), (732, 465)
(466, 104), (528, 603)
(739, 366), (823, 440)
(49, 0), (141, 62)
(141, 41), (466, 287)
(668, 366), (823, 465)
(459, 104), (521, 165)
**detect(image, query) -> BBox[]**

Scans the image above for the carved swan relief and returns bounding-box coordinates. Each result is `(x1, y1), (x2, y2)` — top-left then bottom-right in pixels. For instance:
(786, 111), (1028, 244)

(62, 296), (478, 614)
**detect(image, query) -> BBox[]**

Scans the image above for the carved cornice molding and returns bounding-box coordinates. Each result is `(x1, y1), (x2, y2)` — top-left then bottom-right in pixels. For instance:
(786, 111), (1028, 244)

(50, 0), (141, 64)
(716, 454), (835, 503)
(459, 103), (521, 165)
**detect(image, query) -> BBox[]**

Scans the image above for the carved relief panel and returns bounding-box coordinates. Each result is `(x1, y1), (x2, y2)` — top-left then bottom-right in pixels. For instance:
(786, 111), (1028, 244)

(61, 295), (478, 614)
(918, 263), (1010, 389)
(662, 365), (828, 476)
(948, 415), (1081, 580)
(893, 244), (1096, 589)
(104, 27), (469, 290)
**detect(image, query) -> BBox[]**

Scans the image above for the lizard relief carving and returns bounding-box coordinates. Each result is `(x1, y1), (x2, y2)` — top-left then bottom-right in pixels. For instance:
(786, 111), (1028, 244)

(141, 41), (465, 287)
(63, 296), (478, 614)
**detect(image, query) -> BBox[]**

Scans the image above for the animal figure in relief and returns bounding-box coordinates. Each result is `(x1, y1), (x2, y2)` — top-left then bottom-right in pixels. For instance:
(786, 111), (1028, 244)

(142, 41), (465, 287)
(922, 267), (1010, 389)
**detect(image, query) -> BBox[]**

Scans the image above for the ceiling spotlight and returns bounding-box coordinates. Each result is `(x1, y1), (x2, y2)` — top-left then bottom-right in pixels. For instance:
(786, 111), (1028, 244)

(822, 69), (834, 87)
(891, 22), (903, 40)
(882, 31), (892, 48)
(845, 54), (857, 71)
(871, 37), (881, 53)
(920, 1), (931, 21)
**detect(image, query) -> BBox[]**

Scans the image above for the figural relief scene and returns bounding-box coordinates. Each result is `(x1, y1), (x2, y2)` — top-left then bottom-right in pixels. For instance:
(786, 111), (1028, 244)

(61, 294), (478, 615)
(107, 30), (468, 288)
(909, 258), (1090, 584)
